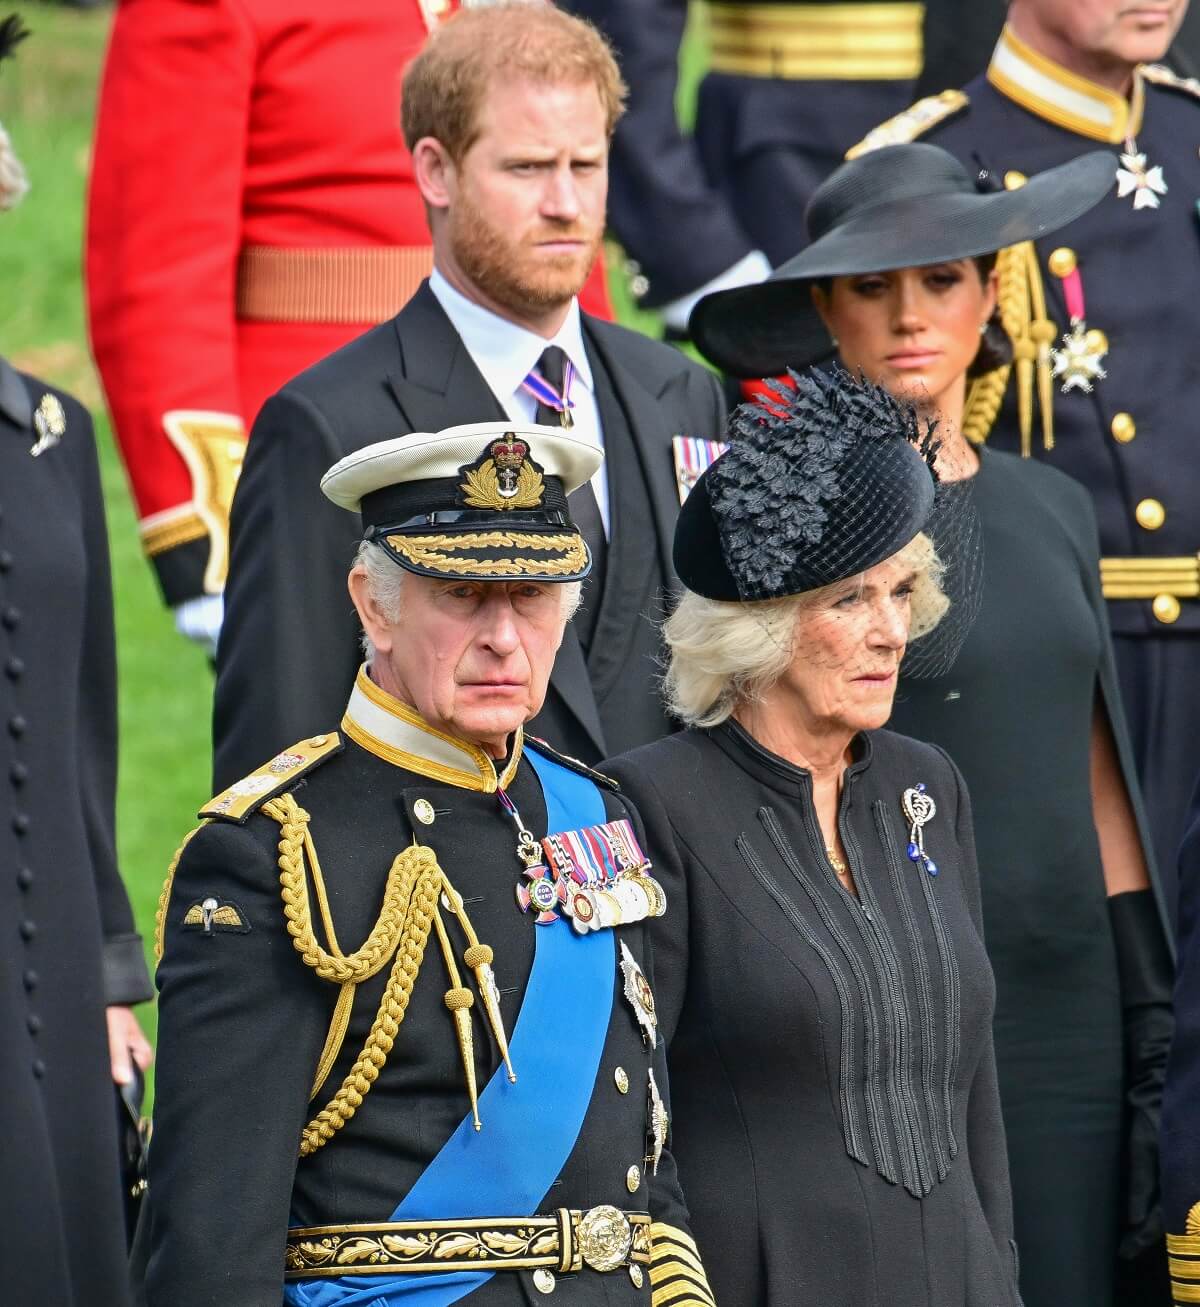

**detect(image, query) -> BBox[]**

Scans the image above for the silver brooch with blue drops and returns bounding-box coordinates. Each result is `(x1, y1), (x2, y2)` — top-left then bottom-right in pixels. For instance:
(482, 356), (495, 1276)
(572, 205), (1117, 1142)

(901, 784), (938, 876)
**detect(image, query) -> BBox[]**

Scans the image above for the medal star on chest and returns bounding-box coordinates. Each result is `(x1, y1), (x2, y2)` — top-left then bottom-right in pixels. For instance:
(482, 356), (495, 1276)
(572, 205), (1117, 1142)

(1116, 150), (1167, 210)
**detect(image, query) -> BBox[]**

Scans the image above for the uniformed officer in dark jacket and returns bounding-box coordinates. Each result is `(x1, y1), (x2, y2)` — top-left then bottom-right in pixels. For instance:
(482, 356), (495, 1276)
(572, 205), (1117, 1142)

(567, 0), (924, 332)
(847, 0), (1200, 924)
(137, 421), (715, 1307)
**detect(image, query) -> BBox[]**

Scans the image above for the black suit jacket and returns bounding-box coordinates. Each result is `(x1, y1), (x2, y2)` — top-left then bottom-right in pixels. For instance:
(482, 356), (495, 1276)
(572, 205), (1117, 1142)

(212, 283), (726, 789)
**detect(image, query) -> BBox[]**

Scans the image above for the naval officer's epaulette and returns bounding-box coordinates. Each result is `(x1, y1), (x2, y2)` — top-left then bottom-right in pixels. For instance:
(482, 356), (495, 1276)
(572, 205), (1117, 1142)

(526, 735), (620, 791)
(199, 732), (344, 823)
(1140, 63), (1200, 102)
(845, 88), (970, 159)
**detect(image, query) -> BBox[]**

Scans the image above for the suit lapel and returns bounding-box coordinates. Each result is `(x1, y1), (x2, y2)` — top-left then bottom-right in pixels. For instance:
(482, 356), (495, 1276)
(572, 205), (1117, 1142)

(582, 320), (682, 584)
(385, 283), (508, 432)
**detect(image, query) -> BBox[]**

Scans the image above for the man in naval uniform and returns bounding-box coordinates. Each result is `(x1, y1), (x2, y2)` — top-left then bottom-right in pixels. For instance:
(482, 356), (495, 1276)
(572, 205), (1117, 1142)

(136, 421), (716, 1307)
(212, 2), (726, 789)
(848, 0), (1200, 928)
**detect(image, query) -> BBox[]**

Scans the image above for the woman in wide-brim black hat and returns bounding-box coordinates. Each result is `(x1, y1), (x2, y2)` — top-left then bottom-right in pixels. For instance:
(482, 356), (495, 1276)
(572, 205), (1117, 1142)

(688, 143), (1173, 1307)
(605, 365), (1023, 1306)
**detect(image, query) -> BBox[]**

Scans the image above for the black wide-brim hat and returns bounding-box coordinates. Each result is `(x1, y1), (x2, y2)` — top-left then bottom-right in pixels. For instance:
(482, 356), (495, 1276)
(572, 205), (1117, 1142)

(321, 421), (602, 583)
(689, 144), (1117, 378)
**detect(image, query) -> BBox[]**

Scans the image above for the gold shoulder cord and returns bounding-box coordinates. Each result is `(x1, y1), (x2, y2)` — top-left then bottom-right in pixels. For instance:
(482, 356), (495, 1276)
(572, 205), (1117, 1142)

(263, 793), (515, 1158)
(962, 175), (1056, 454)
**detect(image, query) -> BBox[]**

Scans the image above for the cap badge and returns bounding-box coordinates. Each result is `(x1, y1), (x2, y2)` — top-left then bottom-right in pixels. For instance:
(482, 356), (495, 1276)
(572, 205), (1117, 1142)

(459, 435), (545, 511)
(30, 393), (66, 457)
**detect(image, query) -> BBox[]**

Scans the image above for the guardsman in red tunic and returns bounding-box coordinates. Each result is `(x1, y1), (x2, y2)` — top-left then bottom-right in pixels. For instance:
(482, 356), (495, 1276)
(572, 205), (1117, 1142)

(85, 0), (613, 652)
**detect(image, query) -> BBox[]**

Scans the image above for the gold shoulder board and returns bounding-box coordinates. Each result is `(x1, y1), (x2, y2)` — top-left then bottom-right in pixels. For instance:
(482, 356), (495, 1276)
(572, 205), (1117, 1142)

(846, 89), (970, 159)
(200, 732), (343, 823)
(1140, 63), (1200, 101)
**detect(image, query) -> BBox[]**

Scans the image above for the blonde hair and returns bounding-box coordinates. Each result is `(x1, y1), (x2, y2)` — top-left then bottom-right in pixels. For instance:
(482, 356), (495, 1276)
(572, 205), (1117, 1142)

(401, 2), (627, 161)
(663, 532), (948, 728)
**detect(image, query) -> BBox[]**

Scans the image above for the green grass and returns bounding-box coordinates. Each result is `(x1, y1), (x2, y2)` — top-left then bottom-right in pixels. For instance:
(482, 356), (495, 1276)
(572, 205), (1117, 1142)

(0, 2), (709, 1087)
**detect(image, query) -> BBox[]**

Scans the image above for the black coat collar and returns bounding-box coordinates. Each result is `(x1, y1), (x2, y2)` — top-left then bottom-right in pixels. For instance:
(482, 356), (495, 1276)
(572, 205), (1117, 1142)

(0, 356), (32, 430)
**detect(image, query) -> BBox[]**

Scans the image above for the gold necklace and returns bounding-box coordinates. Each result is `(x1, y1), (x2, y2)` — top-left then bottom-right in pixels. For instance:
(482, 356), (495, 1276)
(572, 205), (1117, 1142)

(826, 847), (851, 879)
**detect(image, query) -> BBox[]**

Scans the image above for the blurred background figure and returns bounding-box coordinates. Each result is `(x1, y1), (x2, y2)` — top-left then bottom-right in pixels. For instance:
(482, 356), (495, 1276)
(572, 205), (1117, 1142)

(0, 18), (153, 1307)
(846, 0), (1200, 936)
(568, 0), (925, 337)
(85, 0), (614, 659)
(690, 142), (1174, 1307)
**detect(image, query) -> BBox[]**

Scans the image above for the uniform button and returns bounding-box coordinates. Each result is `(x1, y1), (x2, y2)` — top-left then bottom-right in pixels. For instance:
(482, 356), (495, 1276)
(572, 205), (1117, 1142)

(31, 1058), (45, 1079)
(18, 918), (36, 942)
(629, 1264), (645, 1289)
(1153, 594), (1182, 625)
(1048, 246), (1077, 278)
(8, 714), (26, 738)
(0, 549), (12, 573)
(15, 866), (32, 890)
(10, 760), (26, 787)
(12, 812), (29, 835)
(1111, 412), (1137, 443)
(614, 1066), (630, 1094)
(1136, 498), (1166, 531)
(22, 969), (37, 992)
(26, 1013), (41, 1036)
(532, 1268), (556, 1294)
(5, 656), (24, 680)
(309, 735), (327, 747)
(1004, 170), (1027, 190)
(1, 605), (19, 630)
(626, 1164), (642, 1193)
(413, 798), (436, 826)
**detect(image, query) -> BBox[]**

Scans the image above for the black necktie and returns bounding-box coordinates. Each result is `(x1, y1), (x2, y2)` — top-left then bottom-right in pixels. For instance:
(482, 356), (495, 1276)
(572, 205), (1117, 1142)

(534, 346), (606, 650)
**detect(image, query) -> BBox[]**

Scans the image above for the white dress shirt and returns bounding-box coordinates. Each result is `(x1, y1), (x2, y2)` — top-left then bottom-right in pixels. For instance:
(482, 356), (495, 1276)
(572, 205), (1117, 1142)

(429, 268), (609, 535)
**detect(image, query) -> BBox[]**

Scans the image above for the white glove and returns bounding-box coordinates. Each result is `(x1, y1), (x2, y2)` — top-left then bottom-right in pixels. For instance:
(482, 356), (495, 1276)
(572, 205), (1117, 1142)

(173, 592), (224, 658)
(659, 250), (773, 334)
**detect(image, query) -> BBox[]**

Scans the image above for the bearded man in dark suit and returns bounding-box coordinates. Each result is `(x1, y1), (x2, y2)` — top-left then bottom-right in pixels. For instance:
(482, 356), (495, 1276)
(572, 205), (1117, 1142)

(212, 1), (726, 789)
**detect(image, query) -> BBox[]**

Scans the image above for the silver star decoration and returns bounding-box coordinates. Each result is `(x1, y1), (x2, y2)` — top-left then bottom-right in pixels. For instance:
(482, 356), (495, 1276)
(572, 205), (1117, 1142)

(1052, 320), (1108, 393)
(1116, 151), (1167, 210)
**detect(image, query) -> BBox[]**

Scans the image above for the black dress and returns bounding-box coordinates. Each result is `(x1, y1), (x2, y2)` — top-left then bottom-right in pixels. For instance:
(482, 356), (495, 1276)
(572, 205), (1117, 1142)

(606, 723), (1021, 1307)
(888, 447), (1160, 1307)
(0, 360), (152, 1307)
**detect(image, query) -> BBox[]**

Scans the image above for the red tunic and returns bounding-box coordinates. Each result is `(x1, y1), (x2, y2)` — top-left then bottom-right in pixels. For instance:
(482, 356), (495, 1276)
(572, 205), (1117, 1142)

(86, 0), (612, 606)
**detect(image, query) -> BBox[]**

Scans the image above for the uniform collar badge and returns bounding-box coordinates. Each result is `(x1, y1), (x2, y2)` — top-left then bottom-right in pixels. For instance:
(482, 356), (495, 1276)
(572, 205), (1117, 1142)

(30, 392), (65, 457)
(458, 435), (546, 511)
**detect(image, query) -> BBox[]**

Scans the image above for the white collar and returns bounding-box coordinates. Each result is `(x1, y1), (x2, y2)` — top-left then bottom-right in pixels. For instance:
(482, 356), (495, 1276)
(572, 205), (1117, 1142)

(341, 665), (522, 793)
(429, 267), (593, 404)
(988, 23), (1145, 143)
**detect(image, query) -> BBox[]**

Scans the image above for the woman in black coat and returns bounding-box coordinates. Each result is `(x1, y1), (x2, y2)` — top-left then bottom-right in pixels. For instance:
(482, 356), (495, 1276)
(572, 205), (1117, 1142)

(0, 355), (154, 1307)
(687, 144), (1174, 1306)
(606, 369), (1020, 1306)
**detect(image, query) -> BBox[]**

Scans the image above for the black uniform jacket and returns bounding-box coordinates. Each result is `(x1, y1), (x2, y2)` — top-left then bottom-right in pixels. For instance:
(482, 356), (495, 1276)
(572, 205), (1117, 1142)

(0, 360), (153, 1307)
(606, 723), (1021, 1307)
(854, 25), (1200, 639)
(212, 281), (726, 790)
(140, 670), (714, 1307)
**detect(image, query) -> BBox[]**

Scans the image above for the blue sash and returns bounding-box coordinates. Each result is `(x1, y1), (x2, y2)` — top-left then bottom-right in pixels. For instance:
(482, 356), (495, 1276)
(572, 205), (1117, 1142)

(284, 749), (612, 1307)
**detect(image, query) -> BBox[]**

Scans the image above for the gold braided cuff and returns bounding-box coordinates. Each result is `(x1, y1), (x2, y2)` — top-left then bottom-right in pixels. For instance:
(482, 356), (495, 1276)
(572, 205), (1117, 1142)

(1100, 556), (1200, 600)
(285, 1207), (651, 1279)
(649, 1222), (717, 1307)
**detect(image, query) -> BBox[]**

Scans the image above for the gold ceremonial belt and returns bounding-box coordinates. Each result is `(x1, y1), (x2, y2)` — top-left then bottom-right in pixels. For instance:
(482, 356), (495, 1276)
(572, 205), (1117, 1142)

(236, 244), (435, 325)
(705, 2), (924, 80)
(285, 1206), (651, 1280)
(1100, 556), (1200, 601)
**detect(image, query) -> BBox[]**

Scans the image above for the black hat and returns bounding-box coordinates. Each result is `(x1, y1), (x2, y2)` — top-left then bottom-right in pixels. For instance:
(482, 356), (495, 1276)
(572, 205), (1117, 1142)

(321, 421), (602, 583)
(675, 369), (937, 602)
(689, 143), (1116, 378)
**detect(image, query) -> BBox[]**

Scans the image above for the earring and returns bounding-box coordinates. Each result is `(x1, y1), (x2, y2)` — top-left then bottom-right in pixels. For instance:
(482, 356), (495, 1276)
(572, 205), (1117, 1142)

(979, 322), (988, 336)
(830, 336), (839, 348)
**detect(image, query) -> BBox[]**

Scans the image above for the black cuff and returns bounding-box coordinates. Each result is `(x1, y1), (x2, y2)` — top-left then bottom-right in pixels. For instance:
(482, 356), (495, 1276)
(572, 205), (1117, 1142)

(103, 932), (154, 1006)
(151, 537), (211, 608)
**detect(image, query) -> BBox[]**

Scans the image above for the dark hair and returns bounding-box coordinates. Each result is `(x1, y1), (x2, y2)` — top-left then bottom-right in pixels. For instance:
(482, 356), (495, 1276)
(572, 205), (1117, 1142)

(816, 254), (1012, 378)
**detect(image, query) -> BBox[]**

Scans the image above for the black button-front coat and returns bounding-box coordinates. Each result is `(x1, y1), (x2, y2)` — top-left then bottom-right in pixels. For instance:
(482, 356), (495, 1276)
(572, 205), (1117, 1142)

(0, 360), (153, 1307)
(606, 722), (1022, 1307)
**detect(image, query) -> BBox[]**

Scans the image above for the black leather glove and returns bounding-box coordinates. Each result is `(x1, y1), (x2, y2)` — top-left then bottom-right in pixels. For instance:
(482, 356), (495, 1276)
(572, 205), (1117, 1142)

(1109, 888), (1174, 1261)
